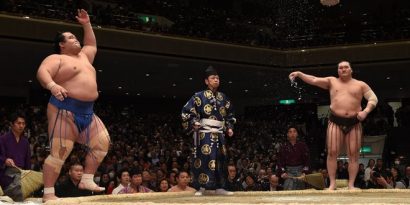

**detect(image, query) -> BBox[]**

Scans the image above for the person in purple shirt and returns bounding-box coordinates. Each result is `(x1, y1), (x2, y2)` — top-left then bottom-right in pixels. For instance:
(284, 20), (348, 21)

(277, 126), (310, 190)
(0, 112), (31, 201)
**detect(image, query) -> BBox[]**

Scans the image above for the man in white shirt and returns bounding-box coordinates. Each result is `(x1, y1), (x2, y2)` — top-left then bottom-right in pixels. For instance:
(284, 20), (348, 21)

(112, 169), (130, 194)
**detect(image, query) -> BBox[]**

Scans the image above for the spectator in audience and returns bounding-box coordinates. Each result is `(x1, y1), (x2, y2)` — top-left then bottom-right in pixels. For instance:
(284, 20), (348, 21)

(354, 163), (366, 188)
(223, 164), (243, 191)
(391, 167), (402, 183)
(98, 173), (111, 194)
(181, 66), (236, 196)
(364, 159), (375, 186)
(277, 126), (309, 190)
(157, 179), (171, 192)
(129, 169), (153, 193)
(373, 171), (406, 189)
(106, 179), (117, 194)
(55, 162), (93, 197)
(264, 174), (283, 191)
(112, 169), (130, 194)
(321, 169), (330, 188)
(168, 171), (178, 186)
(168, 171), (196, 192)
(243, 173), (262, 191)
(0, 112), (31, 201)
(402, 165), (410, 188)
(392, 157), (405, 177)
(373, 159), (387, 177)
(336, 160), (349, 179)
(142, 170), (155, 190)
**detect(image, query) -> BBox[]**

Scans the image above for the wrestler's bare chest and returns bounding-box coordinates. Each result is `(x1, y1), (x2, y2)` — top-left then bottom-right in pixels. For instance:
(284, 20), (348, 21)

(54, 55), (96, 83)
(330, 80), (362, 99)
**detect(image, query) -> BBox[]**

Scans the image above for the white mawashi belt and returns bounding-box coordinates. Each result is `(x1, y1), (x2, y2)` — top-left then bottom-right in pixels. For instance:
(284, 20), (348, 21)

(199, 118), (224, 133)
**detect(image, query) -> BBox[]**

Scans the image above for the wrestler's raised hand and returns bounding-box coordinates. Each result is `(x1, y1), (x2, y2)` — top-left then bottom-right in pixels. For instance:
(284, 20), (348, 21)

(50, 84), (68, 101)
(289, 71), (300, 82)
(76, 9), (90, 25)
(357, 110), (368, 121)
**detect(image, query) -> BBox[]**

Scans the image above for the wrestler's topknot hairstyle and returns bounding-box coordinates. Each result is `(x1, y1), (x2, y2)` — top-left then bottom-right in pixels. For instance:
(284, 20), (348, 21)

(53, 31), (67, 54)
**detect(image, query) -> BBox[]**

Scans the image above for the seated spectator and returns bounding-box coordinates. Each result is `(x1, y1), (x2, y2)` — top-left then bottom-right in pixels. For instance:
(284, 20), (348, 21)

(391, 167), (402, 183)
(112, 169), (130, 194)
(354, 163), (366, 189)
(106, 180), (117, 194)
(264, 174), (283, 191)
(168, 171), (178, 186)
(402, 165), (410, 188)
(364, 159), (375, 187)
(223, 164), (243, 191)
(168, 171), (196, 192)
(320, 169), (330, 188)
(336, 160), (348, 180)
(129, 169), (153, 193)
(243, 174), (262, 191)
(97, 172), (111, 194)
(55, 162), (93, 197)
(373, 171), (406, 189)
(157, 179), (170, 192)
(142, 170), (155, 190)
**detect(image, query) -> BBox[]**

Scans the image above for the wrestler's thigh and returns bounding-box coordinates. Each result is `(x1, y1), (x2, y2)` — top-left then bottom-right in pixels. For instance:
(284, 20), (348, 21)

(76, 114), (110, 149)
(326, 123), (343, 152)
(47, 104), (78, 140)
(345, 124), (362, 155)
(47, 104), (77, 156)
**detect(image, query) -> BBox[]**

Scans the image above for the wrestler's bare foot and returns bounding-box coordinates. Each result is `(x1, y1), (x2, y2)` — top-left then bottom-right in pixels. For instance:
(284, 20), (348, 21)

(326, 185), (336, 191)
(348, 186), (360, 190)
(42, 193), (58, 203)
(78, 181), (105, 192)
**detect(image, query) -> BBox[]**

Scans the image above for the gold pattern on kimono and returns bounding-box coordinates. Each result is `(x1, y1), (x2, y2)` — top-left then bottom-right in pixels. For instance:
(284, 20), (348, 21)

(198, 173), (210, 184)
(194, 158), (202, 169)
(216, 92), (224, 101)
(208, 160), (216, 170)
(204, 90), (213, 99)
(201, 144), (211, 155)
(219, 107), (226, 117)
(194, 97), (202, 107)
(199, 132), (205, 140)
(204, 104), (213, 115)
(210, 133), (219, 142)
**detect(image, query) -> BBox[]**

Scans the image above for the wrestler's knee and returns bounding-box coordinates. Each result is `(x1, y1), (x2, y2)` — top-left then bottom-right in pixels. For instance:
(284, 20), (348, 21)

(327, 149), (338, 159)
(348, 153), (359, 162)
(44, 155), (65, 173)
(89, 129), (110, 163)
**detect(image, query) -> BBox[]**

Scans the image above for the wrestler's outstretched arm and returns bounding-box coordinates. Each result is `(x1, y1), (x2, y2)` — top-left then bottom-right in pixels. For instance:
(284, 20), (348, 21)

(37, 55), (68, 101)
(289, 71), (332, 90)
(76, 9), (97, 64)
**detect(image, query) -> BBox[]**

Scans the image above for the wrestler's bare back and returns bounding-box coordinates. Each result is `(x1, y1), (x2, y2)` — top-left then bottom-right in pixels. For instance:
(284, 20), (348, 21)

(329, 77), (367, 118)
(50, 52), (98, 101)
